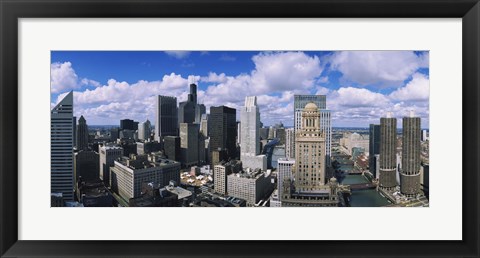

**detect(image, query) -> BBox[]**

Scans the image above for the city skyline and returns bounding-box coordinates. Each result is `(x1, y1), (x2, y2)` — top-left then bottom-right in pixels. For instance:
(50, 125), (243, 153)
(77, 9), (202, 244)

(51, 51), (430, 128)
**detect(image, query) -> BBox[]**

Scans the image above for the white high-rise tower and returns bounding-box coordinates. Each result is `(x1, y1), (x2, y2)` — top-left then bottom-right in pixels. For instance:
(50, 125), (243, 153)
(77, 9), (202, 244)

(240, 96), (266, 170)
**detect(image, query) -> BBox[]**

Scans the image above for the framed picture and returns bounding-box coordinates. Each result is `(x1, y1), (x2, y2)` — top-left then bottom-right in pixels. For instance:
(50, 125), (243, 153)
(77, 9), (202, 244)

(1, 0), (478, 257)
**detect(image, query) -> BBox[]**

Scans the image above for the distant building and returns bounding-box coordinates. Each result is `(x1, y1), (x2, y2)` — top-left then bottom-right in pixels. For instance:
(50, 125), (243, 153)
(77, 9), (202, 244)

(164, 136), (181, 162)
(259, 127), (269, 140)
(214, 160), (242, 195)
(110, 154), (181, 200)
(136, 141), (162, 155)
(138, 119), (152, 141)
(421, 163), (429, 199)
(178, 83), (198, 125)
(400, 112), (421, 196)
(379, 113), (397, 190)
(76, 115), (89, 150)
(120, 119), (137, 131)
(155, 95), (178, 142)
(99, 145), (123, 187)
(277, 158), (295, 201)
(128, 182), (178, 207)
(200, 114), (209, 137)
(209, 105), (237, 163)
(110, 127), (120, 141)
(51, 91), (74, 201)
(369, 124), (381, 178)
(227, 169), (274, 206)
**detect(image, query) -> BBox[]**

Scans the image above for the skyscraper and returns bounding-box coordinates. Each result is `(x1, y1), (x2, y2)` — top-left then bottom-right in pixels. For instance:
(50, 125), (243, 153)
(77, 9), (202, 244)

(120, 119), (137, 130)
(155, 95), (178, 142)
(138, 119), (152, 141)
(240, 96), (266, 170)
(178, 83), (198, 125)
(293, 95), (331, 167)
(180, 123), (199, 167)
(51, 91), (74, 201)
(294, 102), (326, 192)
(401, 112), (421, 196)
(379, 113), (397, 190)
(76, 115), (89, 151)
(369, 124), (381, 178)
(209, 106), (237, 162)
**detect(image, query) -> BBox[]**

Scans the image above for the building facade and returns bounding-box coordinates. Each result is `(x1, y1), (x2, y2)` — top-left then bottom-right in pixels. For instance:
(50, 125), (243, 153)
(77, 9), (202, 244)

(369, 124), (381, 178)
(99, 145), (123, 187)
(155, 95), (178, 142)
(180, 123), (199, 167)
(209, 106), (237, 163)
(76, 115), (89, 151)
(401, 113), (422, 196)
(379, 114), (397, 190)
(294, 102), (326, 191)
(51, 91), (75, 201)
(277, 158), (295, 200)
(138, 119), (152, 141)
(240, 96), (267, 170)
(285, 128), (295, 159)
(110, 154), (181, 200)
(227, 169), (273, 206)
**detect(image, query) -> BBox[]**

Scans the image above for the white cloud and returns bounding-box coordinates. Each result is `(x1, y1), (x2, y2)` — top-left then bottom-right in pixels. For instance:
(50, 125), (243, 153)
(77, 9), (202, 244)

(164, 51), (191, 59)
(389, 73), (430, 101)
(51, 62), (80, 93)
(330, 51), (428, 87)
(329, 87), (390, 108)
(51, 61), (101, 93)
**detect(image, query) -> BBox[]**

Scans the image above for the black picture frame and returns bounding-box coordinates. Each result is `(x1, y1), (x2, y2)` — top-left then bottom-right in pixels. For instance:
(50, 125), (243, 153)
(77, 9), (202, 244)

(1, 0), (479, 257)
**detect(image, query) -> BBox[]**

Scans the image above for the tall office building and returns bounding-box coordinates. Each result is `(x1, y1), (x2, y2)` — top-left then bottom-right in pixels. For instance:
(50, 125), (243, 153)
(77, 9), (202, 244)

(178, 83), (198, 125)
(369, 124), (381, 178)
(164, 136), (181, 162)
(294, 102), (326, 192)
(74, 150), (99, 182)
(51, 91), (74, 201)
(285, 128), (295, 159)
(293, 95), (331, 167)
(379, 113), (397, 190)
(180, 123), (199, 167)
(99, 145), (123, 187)
(277, 157), (295, 200)
(76, 115), (89, 151)
(138, 119), (152, 141)
(320, 109), (332, 166)
(195, 104), (206, 124)
(240, 96), (267, 170)
(209, 106), (237, 162)
(72, 116), (77, 148)
(155, 95), (178, 142)
(200, 114), (209, 137)
(401, 112), (421, 196)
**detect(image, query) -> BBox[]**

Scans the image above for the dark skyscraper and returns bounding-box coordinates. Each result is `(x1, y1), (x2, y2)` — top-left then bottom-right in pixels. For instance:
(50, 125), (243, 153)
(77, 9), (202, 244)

(120, 119), (136, 130)
(401, 113), (421, 196)
(178, 83), (198, 125)
(209, 106), (237, 162)
(379, 114), (397, 190)
(155, 95), (178, 142)
(369, 124), (381, 178)
(76, 115), (89, 151)
(73, 116), (77, 148)
(51, 91), (74, 201)
(164, 136), (181, 162)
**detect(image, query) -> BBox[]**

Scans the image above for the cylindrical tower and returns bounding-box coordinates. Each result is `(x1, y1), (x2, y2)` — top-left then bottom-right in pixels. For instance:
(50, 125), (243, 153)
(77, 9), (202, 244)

(400, 114), (421, 196)
(379, 114), (397, 190)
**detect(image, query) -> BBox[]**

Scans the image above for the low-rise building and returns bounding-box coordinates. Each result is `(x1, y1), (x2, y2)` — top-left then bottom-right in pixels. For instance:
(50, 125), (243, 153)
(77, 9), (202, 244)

(227, 168), (274, 206)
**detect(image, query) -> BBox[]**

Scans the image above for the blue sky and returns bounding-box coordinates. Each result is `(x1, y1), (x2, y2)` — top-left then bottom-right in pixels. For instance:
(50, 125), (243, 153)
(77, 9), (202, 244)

(51, 51), (429, 128)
